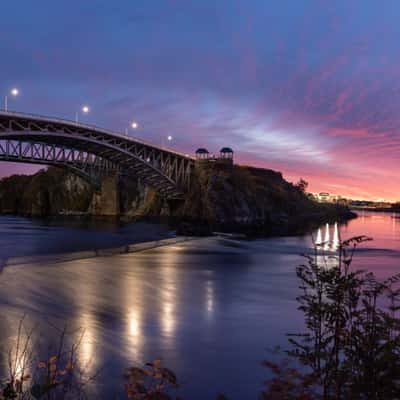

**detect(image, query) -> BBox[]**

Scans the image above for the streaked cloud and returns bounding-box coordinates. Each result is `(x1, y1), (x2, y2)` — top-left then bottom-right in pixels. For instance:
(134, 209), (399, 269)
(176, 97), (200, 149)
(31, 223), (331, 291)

(1, 0), (400, 200)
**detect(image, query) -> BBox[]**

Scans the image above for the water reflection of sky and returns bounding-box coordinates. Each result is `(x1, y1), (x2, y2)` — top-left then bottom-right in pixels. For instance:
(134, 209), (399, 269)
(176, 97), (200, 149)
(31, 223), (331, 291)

(0, 211), (399, 399)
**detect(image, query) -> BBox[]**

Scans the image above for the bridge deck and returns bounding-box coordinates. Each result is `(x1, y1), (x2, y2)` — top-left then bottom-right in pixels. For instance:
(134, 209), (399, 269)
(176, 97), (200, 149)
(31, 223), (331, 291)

(0, 111), (195, 199)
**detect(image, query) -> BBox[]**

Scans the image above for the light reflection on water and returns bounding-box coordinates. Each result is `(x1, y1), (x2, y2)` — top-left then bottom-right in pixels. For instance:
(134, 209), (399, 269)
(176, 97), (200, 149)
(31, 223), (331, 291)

(159, 250), (180, 342)
(315, 222), (340, 252)
(313, 222), (341, 269)
(1, 211), (400, 399)
(77, 312), (97, 370)
(205, 279), (214, 315)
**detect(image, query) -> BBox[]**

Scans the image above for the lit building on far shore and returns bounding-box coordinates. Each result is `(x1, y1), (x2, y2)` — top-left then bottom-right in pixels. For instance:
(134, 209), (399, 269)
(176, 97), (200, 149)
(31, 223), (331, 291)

(349, 200), (393, 209)
(308, 192), (394, 209)
(307, 192), (352, 205)
(309, 192), (341, 203)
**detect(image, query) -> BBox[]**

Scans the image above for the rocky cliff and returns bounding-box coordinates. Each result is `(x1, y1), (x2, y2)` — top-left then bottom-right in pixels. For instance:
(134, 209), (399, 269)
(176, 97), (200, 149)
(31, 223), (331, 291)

(0, 165), (355, 235)
(0, 167), (152, 218)
(176, 163), (355, 235)
(0, 169), (93, 217)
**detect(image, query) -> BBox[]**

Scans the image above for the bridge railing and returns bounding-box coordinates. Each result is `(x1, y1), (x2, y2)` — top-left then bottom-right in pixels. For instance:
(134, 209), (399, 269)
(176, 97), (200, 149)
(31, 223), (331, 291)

(0, 110), (195, 161)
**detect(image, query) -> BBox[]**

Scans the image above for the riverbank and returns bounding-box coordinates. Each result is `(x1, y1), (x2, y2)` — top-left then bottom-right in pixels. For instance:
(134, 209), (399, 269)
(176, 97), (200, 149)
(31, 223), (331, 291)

(351, 207), (399, 213)
(0, 209), (356, 274)
(175, 206), (357, 237)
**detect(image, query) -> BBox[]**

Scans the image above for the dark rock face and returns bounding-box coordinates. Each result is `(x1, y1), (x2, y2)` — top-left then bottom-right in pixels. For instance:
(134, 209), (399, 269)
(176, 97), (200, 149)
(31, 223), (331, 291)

(176, 164), (356, 236)
(0, 168), (93, 217)
(0, 167), (164, 218)
(89, 175), (121, 216)
(182, 164), (312, 222)
(0, 165), (356, 236)
(118, 176), (156, 217)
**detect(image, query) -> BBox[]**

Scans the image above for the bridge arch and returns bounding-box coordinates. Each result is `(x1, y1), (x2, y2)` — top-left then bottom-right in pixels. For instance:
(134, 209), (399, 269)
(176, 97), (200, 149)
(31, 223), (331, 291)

(0, 112), (194, 199)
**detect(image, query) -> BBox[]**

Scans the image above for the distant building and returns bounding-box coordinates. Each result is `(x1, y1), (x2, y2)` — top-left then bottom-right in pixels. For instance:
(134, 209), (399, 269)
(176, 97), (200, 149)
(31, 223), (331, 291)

(349, 200), (393, 209)
(308, 192), (346, 204)
(337, 198), (350, 206)
(308, 192), (393, 208)
(318, 192), (330, 202)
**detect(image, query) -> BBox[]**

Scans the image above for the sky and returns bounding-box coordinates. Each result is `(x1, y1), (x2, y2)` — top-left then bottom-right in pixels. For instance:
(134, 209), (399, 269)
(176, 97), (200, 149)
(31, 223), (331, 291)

(1, 0), (400, 201)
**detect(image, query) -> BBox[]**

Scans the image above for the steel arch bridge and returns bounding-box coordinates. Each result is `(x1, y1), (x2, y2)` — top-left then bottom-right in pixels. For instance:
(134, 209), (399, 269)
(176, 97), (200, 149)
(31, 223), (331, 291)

(0, 111), (195, 199)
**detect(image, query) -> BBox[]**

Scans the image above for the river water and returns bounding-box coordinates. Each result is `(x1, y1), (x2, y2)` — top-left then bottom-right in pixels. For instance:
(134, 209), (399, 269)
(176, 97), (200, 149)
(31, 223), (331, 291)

(0, 211), (399, 399)
(0, 216), (173, 266)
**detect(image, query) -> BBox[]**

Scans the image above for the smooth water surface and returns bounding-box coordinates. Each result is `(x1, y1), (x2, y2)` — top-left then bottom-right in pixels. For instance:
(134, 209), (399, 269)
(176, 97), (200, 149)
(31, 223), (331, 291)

(0, 216), (172, 265)
(0, 211), (399, 399)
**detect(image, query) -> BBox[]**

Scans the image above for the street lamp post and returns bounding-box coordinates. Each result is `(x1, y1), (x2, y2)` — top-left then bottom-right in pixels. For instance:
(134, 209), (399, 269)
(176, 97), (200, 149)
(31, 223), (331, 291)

(4, 88), (19, 111)
(75, 105), (90, 123)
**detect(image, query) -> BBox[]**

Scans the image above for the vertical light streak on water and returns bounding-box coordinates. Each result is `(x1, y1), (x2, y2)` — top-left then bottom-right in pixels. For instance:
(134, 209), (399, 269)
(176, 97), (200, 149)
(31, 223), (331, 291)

(123, 259), (144, 362)
(324, 223), (330, 250)
(332, 222), (340, 251)
(205, 279), (215, 316)
(159, 250), (179, 342)
(77, 312), (97, 370)
(316, 228), (322, 246)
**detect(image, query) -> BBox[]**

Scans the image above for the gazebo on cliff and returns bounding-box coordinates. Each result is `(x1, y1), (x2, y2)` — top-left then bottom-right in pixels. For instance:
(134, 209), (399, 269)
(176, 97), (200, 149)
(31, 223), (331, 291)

(194, 147), (234, 167)
(195, 148), (210, 160)
(219, 147), (234, 160)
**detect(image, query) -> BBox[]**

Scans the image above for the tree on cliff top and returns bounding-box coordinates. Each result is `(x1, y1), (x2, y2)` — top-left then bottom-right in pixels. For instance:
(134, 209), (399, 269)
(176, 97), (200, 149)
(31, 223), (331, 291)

(294, 178), (308, 193)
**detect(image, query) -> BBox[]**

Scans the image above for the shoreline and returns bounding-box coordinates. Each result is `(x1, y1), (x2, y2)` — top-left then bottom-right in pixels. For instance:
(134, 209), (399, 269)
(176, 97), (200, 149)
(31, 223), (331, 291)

(0, 208), (357, 271)
(1, 236), (198, 271)
(350, 207), (400, 214)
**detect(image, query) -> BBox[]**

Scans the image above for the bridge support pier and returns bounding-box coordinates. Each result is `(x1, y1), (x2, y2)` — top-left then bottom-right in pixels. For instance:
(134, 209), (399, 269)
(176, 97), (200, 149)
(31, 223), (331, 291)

(89, 174), (120, 216)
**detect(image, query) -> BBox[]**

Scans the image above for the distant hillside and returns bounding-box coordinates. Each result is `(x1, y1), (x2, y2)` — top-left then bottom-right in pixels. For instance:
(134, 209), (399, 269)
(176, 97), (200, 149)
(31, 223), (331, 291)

(0, 165), (355, 235)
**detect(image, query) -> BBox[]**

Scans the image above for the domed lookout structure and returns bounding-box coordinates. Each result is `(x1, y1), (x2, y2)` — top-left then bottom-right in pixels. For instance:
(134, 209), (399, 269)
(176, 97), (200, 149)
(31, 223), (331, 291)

(194, 146), (234, 167)
(195, 148), (210, 160)
(219, 147), (234, 159)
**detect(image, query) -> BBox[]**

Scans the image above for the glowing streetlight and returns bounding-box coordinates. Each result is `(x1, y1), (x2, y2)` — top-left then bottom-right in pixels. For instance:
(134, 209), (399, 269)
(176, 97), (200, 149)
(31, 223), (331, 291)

(125, 121), (139, 136)
(4, 88), (19, 112)
(75, 105), (90, 123)
(161, 135), (173, 148)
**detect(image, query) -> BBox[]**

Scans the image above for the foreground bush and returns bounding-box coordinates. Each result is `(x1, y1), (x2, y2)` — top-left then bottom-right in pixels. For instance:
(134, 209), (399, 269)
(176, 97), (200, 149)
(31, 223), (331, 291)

(262, 236), (400, 399)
